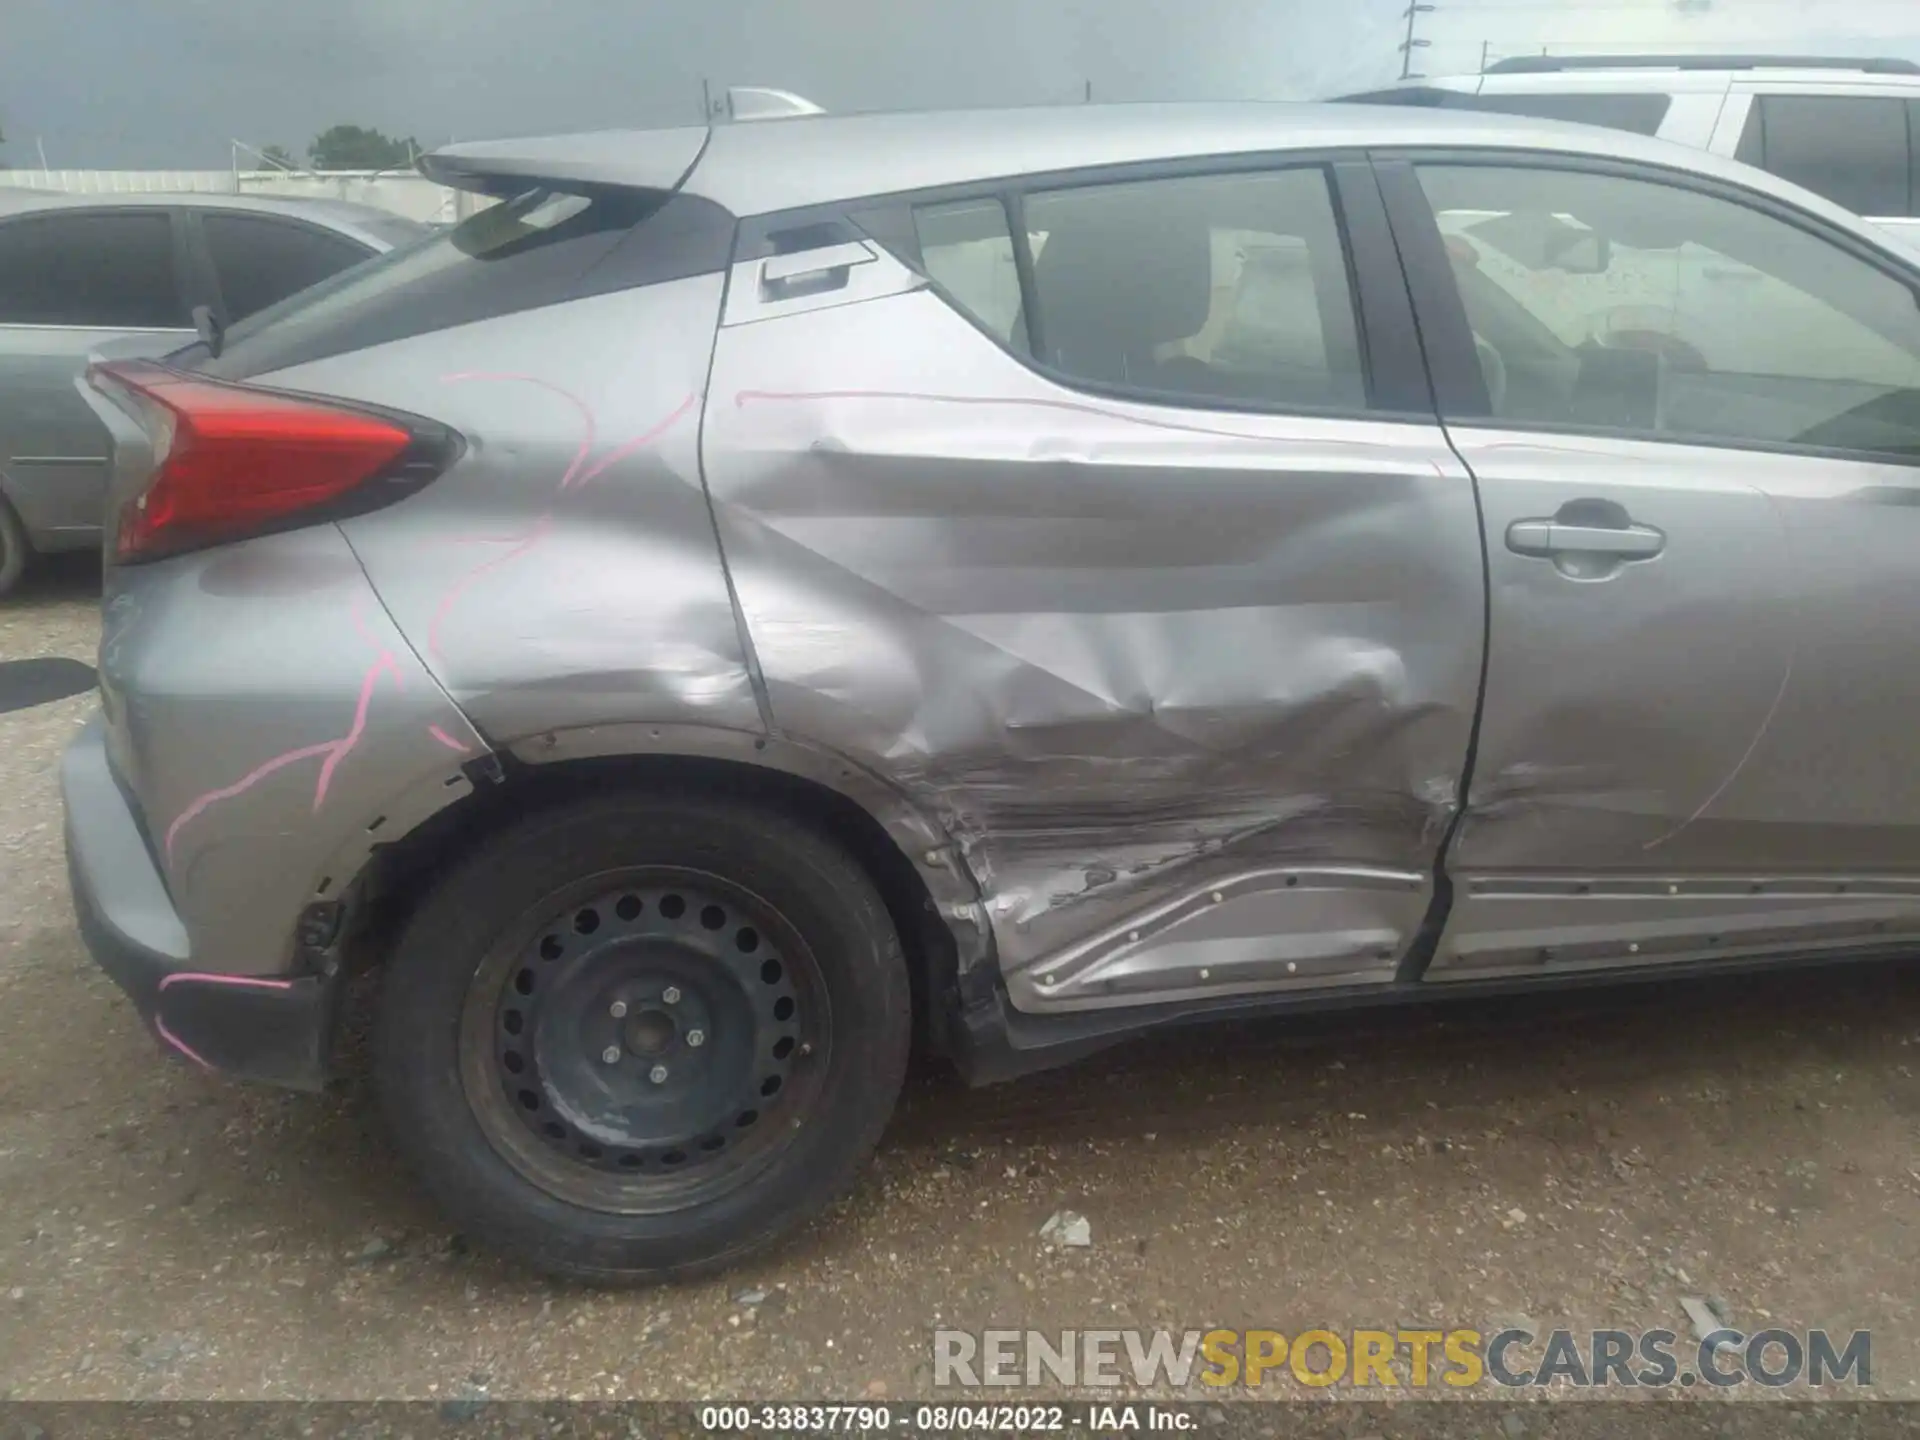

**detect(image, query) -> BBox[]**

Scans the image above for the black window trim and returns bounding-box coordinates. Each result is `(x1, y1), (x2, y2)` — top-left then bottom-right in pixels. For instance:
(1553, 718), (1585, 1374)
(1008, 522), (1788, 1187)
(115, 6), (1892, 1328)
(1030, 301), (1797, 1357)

(183, 207), (379, 327)
(736, 146), (1440, 424)
(1374, 143), (1920, 471)
(0, 205), (197, 332)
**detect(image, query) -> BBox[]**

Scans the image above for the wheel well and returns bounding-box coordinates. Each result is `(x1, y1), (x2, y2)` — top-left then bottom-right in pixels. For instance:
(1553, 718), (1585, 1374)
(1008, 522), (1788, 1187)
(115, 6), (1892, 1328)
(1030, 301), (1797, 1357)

(352, 751), (964, 1062)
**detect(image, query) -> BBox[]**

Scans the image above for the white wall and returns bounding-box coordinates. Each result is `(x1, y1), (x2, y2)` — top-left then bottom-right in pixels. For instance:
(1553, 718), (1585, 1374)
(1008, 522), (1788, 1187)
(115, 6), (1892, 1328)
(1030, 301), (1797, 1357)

(0, 168), (482, 224)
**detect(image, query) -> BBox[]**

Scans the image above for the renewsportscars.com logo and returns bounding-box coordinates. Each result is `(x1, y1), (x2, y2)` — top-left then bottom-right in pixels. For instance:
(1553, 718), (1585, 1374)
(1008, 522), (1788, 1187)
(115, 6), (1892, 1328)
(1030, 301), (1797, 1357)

(932, 1327), (1872, 1390)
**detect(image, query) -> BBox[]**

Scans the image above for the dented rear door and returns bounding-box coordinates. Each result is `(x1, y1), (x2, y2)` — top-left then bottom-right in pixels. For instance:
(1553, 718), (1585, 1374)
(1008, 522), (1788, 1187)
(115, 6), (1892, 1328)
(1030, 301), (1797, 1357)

(1379, 153), (1920, 983)
(700, 155), (1489, 1013)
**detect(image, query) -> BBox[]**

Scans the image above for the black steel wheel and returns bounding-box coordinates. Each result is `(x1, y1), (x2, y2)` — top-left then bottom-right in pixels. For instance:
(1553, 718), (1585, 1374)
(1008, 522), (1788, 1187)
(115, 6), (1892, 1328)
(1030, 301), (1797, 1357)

(461, 870), (828, 1211)
(376, 791), (910, 1283)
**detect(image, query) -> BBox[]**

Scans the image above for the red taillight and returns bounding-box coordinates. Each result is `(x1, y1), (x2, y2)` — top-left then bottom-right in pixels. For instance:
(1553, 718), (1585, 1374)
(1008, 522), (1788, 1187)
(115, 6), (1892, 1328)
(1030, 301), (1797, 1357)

(88, 360), (439, 563)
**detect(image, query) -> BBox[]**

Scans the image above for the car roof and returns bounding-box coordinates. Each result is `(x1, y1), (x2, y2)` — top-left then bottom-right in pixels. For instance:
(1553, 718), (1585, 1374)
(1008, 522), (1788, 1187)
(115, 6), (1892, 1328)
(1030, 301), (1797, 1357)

(0, 187), (426, 248)
(426, 100), (1894, 240)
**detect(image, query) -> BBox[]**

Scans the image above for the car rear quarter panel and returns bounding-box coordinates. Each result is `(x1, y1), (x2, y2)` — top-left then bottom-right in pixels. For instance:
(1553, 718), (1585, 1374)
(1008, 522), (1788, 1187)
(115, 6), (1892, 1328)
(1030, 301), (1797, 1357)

(97, 527), (490, 976)
(298, 276), (760, 745)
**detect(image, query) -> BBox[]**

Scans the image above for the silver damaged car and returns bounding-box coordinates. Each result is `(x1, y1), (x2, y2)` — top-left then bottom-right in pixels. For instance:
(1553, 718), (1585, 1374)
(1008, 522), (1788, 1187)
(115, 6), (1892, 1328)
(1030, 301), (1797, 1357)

(64, 100), (1920, 1281)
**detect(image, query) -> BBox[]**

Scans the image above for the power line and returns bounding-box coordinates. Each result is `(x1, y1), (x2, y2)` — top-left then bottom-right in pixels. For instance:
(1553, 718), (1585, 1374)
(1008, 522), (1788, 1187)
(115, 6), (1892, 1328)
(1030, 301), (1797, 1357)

(1401, 2), (1438, 79)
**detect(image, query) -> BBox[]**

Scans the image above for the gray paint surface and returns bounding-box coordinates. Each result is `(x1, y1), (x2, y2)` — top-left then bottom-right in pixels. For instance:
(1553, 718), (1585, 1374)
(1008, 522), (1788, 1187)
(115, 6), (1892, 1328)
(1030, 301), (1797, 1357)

(60, 101), (1920, 1022)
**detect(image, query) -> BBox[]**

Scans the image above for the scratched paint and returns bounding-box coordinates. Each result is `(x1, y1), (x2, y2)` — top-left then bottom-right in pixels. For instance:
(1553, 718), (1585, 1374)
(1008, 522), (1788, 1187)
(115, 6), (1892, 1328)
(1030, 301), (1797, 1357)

(423, 383), (699, 667)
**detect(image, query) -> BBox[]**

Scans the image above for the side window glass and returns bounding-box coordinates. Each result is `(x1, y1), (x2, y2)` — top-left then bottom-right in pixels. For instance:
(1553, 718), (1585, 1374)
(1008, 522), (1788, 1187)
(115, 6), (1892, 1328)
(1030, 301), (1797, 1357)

(1419, 163), (1920, 460)
(1740, 96), (1911, 217)
(0, 211), (184, 328)
(1020, 168), (1367, 411)
(201, 213), (372, 321)
(912, 199), (1029, 352)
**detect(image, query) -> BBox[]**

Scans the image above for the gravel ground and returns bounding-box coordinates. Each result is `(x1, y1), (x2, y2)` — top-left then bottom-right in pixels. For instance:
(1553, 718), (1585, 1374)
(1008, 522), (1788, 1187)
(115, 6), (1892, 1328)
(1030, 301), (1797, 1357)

(3, 559), (1920, 1406)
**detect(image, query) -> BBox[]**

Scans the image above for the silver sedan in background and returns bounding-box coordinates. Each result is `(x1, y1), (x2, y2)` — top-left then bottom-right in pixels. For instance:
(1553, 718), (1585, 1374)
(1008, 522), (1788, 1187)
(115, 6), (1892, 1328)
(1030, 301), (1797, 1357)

(0, 190), (425, 593)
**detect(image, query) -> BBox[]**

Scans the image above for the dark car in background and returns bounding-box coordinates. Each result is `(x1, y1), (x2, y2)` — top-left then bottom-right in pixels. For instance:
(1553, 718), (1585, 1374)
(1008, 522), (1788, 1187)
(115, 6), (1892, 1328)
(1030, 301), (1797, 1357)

(0, 190), (425, 594)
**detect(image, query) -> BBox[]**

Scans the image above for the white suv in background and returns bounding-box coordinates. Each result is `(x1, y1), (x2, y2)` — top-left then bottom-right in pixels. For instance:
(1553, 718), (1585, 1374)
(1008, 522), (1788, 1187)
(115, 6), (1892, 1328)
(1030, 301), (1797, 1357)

(1342, 54), (1920, 252)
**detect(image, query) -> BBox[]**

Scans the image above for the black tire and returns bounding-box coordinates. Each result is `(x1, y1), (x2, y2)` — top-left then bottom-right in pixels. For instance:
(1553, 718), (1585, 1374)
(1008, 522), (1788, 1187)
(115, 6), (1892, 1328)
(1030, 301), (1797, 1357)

(374, 791), (910, 1284)
(0, 497), (29, 600)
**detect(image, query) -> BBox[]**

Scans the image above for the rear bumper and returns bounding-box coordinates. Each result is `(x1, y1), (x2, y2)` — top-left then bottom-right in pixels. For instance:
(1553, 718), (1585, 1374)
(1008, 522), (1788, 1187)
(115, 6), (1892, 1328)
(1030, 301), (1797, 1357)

(63, 715), (341, 1092)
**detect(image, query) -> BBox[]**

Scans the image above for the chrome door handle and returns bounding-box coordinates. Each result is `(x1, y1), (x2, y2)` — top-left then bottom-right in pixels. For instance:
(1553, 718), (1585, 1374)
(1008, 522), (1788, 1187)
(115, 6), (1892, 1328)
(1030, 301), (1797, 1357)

(1506, 518), (1665, 560)
(759, 241), (877, 299)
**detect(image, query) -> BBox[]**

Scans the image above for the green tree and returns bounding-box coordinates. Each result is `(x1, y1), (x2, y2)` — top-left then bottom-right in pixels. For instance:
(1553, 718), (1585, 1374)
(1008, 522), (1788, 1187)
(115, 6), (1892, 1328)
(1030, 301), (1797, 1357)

(307, 125), (420, 171)
(259, 143), (298, 170)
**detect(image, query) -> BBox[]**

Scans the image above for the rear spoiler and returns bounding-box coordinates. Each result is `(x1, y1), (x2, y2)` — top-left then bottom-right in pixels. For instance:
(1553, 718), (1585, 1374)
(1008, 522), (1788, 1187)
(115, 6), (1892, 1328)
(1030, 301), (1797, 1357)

(418, 88), (825, 198)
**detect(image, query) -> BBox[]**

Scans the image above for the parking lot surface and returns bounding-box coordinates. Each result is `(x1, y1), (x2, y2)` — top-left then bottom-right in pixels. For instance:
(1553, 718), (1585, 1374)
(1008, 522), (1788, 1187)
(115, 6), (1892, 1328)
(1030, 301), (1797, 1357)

(3, 559), (1919, 1403)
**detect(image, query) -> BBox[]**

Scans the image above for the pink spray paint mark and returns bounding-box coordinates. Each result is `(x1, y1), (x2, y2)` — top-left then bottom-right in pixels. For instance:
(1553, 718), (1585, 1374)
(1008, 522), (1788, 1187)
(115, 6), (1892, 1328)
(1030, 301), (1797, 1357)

(574, 393), (701, 487)
(163, 612), (411, 863)
(159, 972), (298, 993)
(154, 1017), (215, 1072)
(442, 371), (599, 490)
(424, 390), (697, 663)
(312, 652), (405, 811)
(426, 515), (555, 664)
(164, 739), (343, 862)
(428, 724), (473, 755)
(150, 966), (300, 1074)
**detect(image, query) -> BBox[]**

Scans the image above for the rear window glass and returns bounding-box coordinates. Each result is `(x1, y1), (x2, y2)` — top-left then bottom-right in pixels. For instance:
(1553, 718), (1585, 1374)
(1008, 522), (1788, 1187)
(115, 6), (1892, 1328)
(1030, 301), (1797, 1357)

(202, 185), (734, 379)
(1341, 87), (1672, 136)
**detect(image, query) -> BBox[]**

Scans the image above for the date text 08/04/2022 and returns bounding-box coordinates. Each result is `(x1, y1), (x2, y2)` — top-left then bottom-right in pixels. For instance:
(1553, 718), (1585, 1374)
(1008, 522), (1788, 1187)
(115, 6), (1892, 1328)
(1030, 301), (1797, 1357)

(699, 1405), (1188, 1432)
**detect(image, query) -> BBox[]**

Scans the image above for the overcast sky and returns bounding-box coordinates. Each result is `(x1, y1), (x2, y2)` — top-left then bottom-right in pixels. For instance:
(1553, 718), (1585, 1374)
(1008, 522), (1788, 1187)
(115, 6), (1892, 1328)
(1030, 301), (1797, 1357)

(5, 0), (1920, 170)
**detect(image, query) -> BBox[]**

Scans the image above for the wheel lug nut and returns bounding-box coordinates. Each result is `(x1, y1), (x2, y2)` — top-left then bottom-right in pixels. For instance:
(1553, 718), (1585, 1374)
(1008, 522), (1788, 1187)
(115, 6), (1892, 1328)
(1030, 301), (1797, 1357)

(649, 1064), (669, 1084)
(601, 1046), (622, 1065)
(686, 1029), (706, 1048)
(609, 1000), (628, 1019)
(662, 986), (682, 1005)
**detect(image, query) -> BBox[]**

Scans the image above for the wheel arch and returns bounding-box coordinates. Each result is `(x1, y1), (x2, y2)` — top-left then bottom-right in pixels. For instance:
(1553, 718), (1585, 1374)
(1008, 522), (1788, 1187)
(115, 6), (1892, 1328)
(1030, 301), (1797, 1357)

(346, 724), (996, 1062)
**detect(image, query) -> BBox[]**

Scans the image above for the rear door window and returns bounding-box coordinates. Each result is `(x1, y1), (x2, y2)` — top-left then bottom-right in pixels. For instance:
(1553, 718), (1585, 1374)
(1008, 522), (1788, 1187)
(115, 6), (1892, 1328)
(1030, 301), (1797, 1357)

(0, 210), (187, 329)
(200, 212), (373, 321)
(1736, 95), (1912, 216)
(202, 186), (735, 379)
(1018, 167), (1368, 412)
(912, 199), (1029, 351)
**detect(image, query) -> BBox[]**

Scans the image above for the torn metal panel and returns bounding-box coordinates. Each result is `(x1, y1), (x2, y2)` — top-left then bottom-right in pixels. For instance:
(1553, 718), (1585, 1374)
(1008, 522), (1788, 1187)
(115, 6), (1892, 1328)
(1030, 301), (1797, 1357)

(301, 276), (761, 745)
(97, 527), (488, 977)
(701, 286), (1486, 1010)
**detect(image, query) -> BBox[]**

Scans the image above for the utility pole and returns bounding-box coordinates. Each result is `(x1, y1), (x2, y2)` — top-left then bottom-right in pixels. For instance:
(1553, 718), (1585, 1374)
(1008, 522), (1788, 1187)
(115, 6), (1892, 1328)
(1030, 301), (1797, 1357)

(1399, 2), (1436, 80)
(1479, 39), (1491, 73)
